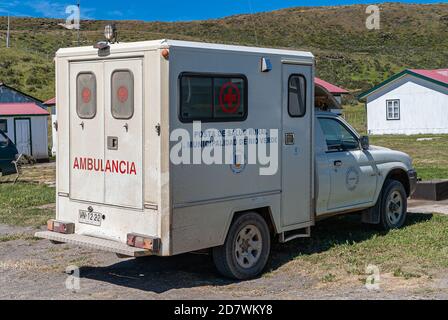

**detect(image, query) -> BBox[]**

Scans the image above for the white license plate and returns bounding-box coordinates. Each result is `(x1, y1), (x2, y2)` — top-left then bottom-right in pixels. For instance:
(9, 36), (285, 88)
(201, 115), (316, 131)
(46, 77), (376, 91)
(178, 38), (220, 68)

(79, 210), (102, 226)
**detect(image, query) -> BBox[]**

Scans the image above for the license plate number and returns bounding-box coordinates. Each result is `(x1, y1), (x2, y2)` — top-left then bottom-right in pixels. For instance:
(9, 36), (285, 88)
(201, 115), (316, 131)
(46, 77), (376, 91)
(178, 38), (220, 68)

(79, 210), (102, 226)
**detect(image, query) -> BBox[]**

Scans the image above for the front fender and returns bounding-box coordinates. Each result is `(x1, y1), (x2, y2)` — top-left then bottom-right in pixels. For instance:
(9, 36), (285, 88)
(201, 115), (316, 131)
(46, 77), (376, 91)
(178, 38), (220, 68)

(375, 162), (412, 202)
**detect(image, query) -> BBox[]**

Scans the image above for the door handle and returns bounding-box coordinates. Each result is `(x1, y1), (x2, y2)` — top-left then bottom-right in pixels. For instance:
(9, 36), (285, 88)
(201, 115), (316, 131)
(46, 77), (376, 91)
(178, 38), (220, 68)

(334, 160), (343, 167)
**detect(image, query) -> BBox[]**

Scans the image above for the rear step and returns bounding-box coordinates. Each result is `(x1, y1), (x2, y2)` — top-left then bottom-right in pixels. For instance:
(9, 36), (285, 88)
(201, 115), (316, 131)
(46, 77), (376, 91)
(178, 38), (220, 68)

(35, 231), (152, 257)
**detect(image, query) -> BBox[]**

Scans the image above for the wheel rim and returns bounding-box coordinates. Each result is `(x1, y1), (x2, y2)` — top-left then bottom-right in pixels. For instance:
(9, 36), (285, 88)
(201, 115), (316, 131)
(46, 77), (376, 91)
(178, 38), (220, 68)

(386, 190), (404, 226)
(234, 225), (262, 269)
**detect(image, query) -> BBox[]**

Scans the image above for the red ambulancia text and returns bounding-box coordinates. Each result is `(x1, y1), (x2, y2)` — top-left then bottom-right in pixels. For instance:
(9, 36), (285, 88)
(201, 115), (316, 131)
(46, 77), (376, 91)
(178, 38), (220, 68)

(73, 157), (137, 175)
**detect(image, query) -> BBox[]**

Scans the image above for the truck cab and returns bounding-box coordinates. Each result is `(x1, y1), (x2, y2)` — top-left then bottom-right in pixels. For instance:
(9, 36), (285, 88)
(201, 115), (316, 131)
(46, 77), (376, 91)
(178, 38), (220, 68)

(315, 111), (417, 227)
(0, 129), (18, 176)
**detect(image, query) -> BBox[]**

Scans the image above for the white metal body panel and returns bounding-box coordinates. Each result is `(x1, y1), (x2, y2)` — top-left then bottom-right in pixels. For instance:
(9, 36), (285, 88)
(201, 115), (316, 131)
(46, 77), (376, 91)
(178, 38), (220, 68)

(366, 75), (448, 135)
(103, 59), (144, 209)
(69, 62), (105, 204)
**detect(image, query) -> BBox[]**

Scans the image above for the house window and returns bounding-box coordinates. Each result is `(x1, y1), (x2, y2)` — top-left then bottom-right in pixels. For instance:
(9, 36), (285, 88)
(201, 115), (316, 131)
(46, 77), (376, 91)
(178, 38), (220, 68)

(0, 119), (7, 133)
(179, 73), (247, 122)
(387, 100), (400, 120)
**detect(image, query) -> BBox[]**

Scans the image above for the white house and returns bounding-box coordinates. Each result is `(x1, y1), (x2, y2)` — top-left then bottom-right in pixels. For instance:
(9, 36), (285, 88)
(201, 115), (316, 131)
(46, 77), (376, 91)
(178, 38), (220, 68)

(359, 69), (448, 135)
(0, 103), (50, 161)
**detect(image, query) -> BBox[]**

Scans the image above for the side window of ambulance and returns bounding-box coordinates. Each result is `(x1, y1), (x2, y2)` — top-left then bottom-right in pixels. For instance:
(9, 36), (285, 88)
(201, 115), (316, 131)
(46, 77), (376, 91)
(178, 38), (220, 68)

(318, 117), (359, 152)
(288, 75), (306, 117)
(77, 73), (97, 119)
(112, 70), (134, 119)
(180, 74), (247, 122)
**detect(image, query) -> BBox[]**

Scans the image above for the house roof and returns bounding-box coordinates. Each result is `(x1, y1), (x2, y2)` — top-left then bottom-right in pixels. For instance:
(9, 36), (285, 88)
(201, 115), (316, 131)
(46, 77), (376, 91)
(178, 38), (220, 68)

(0, 103), (50, 116)
(0, 83), (44, 104)
(359, 68), (448, 100)
(315, 77), (349, 95)
(43, 97), (56, 105)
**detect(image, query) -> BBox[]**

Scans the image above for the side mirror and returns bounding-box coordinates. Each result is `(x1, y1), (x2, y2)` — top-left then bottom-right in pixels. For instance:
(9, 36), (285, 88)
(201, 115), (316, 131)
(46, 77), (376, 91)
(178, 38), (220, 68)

(360, 135), (370, 150)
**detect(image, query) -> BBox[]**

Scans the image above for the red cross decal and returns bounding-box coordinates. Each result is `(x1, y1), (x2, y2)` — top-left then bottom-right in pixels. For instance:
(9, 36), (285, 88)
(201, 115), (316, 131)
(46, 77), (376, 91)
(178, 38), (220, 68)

(82, 87), (91, 104)
(219, 82), (241, 114)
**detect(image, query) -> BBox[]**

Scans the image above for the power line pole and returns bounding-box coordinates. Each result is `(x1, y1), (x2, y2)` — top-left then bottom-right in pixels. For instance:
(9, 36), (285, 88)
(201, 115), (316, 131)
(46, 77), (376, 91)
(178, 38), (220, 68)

(6, 14), (10, 48)
(77, 1), (80, 46)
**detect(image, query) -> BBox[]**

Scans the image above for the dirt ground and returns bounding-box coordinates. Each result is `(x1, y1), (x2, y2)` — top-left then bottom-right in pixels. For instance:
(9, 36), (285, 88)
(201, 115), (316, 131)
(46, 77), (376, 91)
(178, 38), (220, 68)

(1, 221), (447, 300)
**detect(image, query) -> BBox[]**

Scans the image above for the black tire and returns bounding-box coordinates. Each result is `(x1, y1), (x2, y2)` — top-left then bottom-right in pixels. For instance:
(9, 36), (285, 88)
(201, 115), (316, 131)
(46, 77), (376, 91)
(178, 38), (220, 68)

(213, 212), (271, 280)
(379, 179), (408, 230)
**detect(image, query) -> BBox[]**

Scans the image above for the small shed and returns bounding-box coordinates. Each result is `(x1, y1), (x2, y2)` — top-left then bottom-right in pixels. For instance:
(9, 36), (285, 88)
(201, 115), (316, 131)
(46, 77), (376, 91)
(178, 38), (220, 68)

(315, 77), (349, 104)
(0, 103), (50, 161)
(359, 69), (448, 135)
(314, 77), (349, 114)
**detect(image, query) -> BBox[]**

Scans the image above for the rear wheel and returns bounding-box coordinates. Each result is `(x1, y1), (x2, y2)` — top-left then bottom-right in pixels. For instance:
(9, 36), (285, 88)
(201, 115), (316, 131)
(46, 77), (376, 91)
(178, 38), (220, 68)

(379, 179), (407, 230)
(213, 212), (271, 280)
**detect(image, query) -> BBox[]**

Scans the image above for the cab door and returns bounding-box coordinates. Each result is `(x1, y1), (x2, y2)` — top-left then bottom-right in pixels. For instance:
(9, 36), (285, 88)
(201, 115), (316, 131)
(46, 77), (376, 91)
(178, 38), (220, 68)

(317, 116), (378, 210)
(281, 63), (314, 227)
(104, 59), (143, 209)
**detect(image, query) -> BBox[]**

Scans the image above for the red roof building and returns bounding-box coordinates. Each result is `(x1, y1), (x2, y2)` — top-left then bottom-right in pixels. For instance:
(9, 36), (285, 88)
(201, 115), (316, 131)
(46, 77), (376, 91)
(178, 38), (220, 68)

(0, 103), (50, 116)
(0, 103), (49, 160)
(358, 68), (448, 135)
(43, 97), (56, 106)
(315, 77), (349, 95)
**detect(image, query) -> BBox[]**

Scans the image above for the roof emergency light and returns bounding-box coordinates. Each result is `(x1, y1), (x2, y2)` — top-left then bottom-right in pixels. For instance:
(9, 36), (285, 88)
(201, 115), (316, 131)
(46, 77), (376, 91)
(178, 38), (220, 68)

(104, 24), (118, 43)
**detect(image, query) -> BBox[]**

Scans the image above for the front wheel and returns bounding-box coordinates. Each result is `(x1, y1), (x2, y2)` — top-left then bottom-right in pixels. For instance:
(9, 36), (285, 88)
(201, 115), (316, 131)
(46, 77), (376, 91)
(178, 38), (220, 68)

(379, 179), (408, 230)
(213, 212), (271, 280)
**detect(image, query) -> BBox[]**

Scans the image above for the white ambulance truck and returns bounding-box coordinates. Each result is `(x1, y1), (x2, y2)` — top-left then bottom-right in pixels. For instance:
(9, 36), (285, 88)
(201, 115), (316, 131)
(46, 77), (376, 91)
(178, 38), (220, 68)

(36, 39), (417, 279)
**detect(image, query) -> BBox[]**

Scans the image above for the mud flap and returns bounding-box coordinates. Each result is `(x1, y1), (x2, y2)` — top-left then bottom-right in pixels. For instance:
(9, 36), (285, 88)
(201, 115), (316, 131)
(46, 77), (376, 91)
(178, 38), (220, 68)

(361, 193), (382, 224)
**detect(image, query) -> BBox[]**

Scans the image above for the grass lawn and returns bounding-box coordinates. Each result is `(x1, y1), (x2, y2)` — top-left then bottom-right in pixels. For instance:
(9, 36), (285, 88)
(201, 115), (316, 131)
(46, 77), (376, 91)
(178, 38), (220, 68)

(0, 183), (55, 227)
(272, 213), (448, 282)
(343, 104), (448, 181)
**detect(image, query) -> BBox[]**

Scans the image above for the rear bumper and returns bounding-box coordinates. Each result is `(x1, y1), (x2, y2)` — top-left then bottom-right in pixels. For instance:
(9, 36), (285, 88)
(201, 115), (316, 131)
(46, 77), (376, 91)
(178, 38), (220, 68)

(35, 231), (152, 257)
(408, 169), (418, 196)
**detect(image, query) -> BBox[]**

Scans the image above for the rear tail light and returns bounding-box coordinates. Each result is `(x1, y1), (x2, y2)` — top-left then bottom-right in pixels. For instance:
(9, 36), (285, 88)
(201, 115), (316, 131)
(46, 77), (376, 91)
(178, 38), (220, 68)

(47, 220), (75, 234)
(127, 233), (160, 253)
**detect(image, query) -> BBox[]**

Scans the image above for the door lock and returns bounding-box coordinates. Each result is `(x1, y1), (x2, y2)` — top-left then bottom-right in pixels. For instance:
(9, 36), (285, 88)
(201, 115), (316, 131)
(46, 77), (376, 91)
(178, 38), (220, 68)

(285, 133), (295, 145)
(107, 136), (118, 150)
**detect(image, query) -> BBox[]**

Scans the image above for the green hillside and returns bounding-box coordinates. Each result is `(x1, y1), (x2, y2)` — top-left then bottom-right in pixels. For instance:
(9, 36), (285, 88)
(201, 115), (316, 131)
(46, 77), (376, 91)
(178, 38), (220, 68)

(0, 2), (447, 101)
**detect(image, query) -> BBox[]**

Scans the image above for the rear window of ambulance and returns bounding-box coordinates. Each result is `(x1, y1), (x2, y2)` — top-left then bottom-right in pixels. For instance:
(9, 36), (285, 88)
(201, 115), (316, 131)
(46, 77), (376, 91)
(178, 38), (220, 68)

(111, 70), (134, 119)
(77, 73), (97, 119)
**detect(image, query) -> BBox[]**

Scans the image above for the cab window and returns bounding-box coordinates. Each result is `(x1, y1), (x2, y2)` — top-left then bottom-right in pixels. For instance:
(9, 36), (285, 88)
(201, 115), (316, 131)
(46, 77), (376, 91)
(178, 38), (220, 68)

(77, 73), (97, 119)
(318, 117), (359, 152)
(112, 70), (134, 119)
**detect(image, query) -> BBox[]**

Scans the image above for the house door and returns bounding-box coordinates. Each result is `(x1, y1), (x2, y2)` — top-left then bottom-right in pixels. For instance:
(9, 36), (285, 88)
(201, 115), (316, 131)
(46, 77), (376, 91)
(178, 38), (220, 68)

(15, 119), (32, 156)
